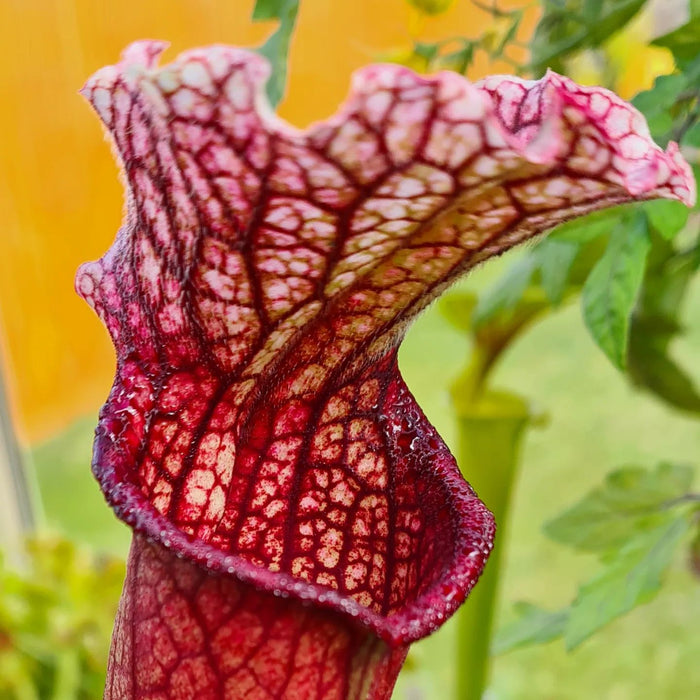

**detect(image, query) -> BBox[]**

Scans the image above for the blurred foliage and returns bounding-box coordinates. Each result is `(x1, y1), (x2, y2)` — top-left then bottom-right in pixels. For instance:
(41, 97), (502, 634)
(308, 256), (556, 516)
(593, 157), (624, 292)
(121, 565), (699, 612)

(653, 15), (700, 67)
(406, 0), (456, 15)
(252, 0), (300, 106)
(495, 462), (699, 653)
(628, 224), (700, 413)
(633, 54), (700, 147)
(468, 32), (700, 414)
(472, 195), (700, 412)
(545, 462), (696, 552)
(398, 1), (700, 420)
(0, 536), (124, 700)
(388, 1), (527, 74)
(529, 0), (647, 74)
(432, 0), (700, 687)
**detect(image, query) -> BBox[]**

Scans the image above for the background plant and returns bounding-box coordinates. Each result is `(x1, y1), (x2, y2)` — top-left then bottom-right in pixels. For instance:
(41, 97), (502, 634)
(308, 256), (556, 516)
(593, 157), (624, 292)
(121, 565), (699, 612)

(0, 537), (124, 700)
(392, 0), (700, 697)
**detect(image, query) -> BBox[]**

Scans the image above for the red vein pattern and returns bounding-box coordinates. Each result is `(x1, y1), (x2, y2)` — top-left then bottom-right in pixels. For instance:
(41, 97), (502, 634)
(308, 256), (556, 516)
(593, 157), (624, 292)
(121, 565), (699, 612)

(77, 41), (694, 699)
(108, 535), (406, 700)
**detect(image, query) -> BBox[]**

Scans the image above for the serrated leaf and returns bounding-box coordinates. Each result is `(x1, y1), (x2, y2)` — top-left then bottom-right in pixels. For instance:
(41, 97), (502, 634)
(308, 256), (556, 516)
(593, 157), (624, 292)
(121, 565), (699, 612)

(534, 238), (580, 305)
(565, 516), (689, 649)
(545, 462), (694, 553)
(493, 602), (569, 654)
(581, 213), (650, 369)
(606, 462), (694, 505)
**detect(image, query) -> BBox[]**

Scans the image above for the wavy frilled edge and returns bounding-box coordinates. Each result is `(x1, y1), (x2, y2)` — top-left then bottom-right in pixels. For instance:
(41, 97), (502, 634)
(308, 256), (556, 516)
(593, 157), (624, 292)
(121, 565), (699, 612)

(91, 365), (493, 647)
(78, 41), (694, 657)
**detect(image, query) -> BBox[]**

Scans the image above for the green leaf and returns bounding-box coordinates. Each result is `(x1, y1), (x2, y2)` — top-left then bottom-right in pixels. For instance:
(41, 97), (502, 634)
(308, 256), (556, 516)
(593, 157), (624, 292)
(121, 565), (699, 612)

(529, 0), (646, 73)
(437, 43), (475, 73)
(252, 0), (290, 20)
(534, 238), (580, 306)
(652, 17), (700, 65)
(493, 602), (569, 654)
(469, 208), (620, 331)
(684, 120), (700, 147)
(582, 0), (604, 23)
(689, 523), (700, 578)
(565, 516), (689, 649)
(545, 462), (695, 553)
(628, 329), (700, 413)
(628, 234), (700, 413)
(581, 212), (650, 369)
(632, 74), (686, 115)
(644, 200), (690, 240)
(472, 255), (536, 326)
(632, 55), (700, 146)
(253, 0), (300, 107)
(413, 41), (440, 63)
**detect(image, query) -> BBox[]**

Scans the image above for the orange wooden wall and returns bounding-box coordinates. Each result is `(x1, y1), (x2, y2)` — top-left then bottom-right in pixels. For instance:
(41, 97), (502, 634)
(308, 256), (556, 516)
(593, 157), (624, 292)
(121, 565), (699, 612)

(0, 0), (534, 441)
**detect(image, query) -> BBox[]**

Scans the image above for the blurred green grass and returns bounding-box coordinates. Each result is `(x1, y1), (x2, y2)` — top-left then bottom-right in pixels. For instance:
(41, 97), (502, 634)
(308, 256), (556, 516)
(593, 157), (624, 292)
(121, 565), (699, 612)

(27, 251), (700, 699)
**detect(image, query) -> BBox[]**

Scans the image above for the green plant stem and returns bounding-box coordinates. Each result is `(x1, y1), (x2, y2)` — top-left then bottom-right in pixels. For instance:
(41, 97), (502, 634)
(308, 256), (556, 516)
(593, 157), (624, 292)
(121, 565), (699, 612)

(453, 391), (530, 699)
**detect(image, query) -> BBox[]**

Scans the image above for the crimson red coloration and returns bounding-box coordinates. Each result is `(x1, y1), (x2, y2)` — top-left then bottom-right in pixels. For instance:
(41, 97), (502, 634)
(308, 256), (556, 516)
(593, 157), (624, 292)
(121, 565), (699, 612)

(77, 41), (694, 699)
(108, 535), (407, 699)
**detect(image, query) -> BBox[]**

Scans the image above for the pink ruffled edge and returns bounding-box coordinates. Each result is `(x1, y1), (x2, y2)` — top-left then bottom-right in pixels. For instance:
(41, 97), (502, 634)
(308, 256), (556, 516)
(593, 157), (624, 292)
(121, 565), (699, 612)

(82, 41), (695, 208)
(92, 376), (495, 647)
